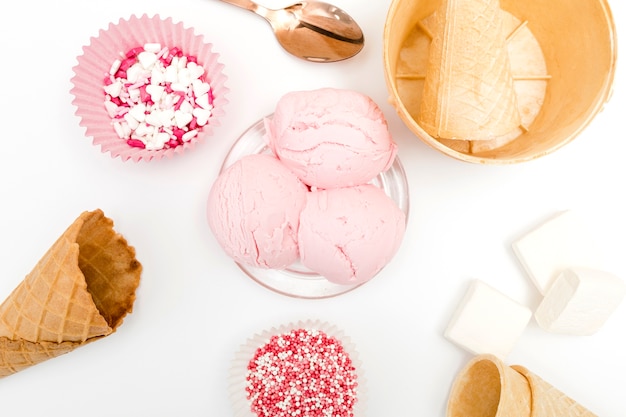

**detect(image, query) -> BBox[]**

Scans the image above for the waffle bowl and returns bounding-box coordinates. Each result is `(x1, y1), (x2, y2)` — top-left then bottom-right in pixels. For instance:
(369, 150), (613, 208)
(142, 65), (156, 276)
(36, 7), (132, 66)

(383, 0), (617, 164)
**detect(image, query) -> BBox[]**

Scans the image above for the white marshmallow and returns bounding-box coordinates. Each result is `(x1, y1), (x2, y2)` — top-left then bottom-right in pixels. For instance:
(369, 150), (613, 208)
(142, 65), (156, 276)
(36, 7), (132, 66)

(535, 267), (625, 335)
(512, 210), (604, 295)
(444, 280), (532, 359)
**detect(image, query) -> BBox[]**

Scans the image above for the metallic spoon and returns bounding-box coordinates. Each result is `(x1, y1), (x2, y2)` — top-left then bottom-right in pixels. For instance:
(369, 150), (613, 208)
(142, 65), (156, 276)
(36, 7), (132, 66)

(218, 0), (364, 62)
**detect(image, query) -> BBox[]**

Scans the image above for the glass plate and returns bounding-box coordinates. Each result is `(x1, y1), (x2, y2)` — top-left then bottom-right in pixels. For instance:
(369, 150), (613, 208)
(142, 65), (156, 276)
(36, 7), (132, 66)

(220, 115), (410, 299)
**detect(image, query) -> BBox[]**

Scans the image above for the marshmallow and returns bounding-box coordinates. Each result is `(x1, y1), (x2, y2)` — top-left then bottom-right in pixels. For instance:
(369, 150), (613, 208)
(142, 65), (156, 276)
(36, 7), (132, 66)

(535, 267), (625, 335)
(512, 210), (604, 295)
(444, 280), (532, 359)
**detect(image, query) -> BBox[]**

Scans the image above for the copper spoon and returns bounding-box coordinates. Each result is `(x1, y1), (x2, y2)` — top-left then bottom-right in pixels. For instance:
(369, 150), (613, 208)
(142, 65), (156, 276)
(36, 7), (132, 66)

(218, 0), (364, 62)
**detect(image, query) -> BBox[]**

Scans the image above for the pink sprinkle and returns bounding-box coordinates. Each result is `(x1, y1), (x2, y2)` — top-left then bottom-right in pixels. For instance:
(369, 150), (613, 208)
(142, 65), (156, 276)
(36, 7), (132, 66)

(170, 47), (182, 57)
(188, 56), (198, 64)
(127, 139), (146, 148)
(173, 91), (187, 110)
(245, 328), (358, 417)
(172, 128), (185, 140)
(167, 139), (180, 148)
(119, 57), (135, 72)
(126, 47), (144, 58)
(139, 85), (151, 103)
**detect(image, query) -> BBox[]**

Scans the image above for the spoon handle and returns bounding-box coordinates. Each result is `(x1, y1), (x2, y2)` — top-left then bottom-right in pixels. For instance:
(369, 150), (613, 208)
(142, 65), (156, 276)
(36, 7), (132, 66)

(218, 0), (266, 14)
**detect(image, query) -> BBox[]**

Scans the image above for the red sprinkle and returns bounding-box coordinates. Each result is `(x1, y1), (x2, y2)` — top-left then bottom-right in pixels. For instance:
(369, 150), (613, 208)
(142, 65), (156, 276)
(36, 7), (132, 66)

(245, 328), (358, 417)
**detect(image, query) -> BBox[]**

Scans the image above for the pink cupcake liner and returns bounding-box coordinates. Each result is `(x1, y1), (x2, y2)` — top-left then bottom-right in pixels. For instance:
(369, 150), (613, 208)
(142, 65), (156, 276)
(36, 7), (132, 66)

(70, 14), (229, 162)
(229, 320), (367, 417)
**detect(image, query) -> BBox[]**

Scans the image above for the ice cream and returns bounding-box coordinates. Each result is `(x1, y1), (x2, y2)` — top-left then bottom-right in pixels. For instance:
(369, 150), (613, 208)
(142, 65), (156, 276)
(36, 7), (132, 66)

(264, 88), (397, 189)
(207, 153), (308, 269)
(298, 185), (406, 285)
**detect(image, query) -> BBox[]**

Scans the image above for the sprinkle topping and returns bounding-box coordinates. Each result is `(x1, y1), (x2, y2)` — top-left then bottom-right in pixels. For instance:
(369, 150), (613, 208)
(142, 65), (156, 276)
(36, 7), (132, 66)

(246, 328), (358, 417)
(103, 43), (214, 151)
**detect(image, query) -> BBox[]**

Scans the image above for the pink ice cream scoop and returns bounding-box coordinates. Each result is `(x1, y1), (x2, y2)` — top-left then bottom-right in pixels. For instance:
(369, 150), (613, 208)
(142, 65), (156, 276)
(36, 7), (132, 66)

(264, 88), (397, 189)
(207, 154), (308, 269)
(298, 184), (406, 285)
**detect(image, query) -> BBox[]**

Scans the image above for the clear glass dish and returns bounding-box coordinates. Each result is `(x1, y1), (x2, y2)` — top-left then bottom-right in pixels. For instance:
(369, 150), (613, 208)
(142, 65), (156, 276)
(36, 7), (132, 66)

(220, 115), (410, 299)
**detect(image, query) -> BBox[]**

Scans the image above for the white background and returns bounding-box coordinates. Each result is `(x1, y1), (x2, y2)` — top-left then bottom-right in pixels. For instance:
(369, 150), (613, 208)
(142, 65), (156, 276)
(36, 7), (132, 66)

(0, 0), (624, 415)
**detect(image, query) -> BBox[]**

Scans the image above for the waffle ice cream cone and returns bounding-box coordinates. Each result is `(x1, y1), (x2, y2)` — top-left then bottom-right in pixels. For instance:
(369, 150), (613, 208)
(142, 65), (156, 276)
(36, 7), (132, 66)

(512, 365), (598, 417)
(418, 0), (521, 141)
(447, 354), (531, 417)
(0, 209), (142, 378)
(447, 354), (597, 417)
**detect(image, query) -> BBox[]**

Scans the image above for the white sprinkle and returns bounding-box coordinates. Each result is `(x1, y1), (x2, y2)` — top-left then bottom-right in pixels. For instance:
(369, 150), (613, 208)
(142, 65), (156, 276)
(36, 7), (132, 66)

(151, 66), (166, 85)
(104, 100), (119, 118)
(182, 130), (198, 142)
(174, 110), (193, 128)
(128, 87), (141, 103)
(193, 107), (212, 126)
(145, 110), (163, 127)
(159, 109), (175, 128)
(192, 79), (211, 97)
(195, 93), (212, 110)
(146, 84), (165, 103)
(177, 56), (188, 69)
(170, 82), (188, 92)
(112, 121), (126, 139)
(187, 62), (205, 80)
(124, 112), (140, 130)
(125, 63), (145, 84)
(177, 68), (193, 87)
(146, 131), (170, 150)
(134, 122), (154, 138)
(138, 51), (158, 69)
(143, 43), (162, 53)
(179, 100), (194, 115)
(109, 59), (121, 75)
(104, 80), (123, 98)
(128, 103), (147, 122)
(164, 64), (178, 83)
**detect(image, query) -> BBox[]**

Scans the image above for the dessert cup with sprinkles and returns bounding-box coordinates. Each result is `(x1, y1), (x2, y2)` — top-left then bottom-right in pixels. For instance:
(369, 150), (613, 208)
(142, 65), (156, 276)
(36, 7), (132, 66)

(71, 14), (228, 162)
(229, 320), (367, 417)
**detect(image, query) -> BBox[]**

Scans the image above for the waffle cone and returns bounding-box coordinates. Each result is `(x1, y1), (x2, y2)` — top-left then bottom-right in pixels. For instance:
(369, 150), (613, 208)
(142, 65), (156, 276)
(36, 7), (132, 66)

(0, 209), (141, 378)
(512, 365), (598, 417)
(418, 0), (521, 140)
(447, 354), (531, 417)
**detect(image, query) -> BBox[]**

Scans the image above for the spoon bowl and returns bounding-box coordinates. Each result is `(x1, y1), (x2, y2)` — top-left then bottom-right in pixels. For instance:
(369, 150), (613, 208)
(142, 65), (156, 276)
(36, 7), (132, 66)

(219, 0), (364, 62)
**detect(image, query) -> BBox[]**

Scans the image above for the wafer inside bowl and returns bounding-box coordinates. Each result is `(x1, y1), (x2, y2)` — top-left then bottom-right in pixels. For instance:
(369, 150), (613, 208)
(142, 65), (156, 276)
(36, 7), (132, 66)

(383, 0), (616, 164)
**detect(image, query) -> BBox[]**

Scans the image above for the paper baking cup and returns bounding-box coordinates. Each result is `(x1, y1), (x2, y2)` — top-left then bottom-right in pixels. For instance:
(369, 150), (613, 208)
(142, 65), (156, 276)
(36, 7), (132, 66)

(70, 14), (229, 162)
(229, 320), (367, 417)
